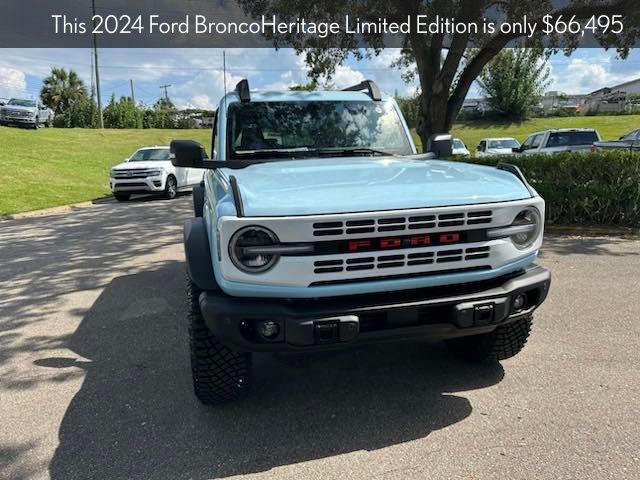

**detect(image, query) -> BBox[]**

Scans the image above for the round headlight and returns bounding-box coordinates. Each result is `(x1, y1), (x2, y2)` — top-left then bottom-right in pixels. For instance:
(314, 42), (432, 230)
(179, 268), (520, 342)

(510, 207), (542, 249)
(229, 226), (279, 273)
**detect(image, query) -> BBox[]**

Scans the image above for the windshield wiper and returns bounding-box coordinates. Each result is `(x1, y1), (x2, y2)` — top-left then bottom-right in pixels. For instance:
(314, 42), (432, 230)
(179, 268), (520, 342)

(232, 148), (314, 159)
(316, 147), (395, 157)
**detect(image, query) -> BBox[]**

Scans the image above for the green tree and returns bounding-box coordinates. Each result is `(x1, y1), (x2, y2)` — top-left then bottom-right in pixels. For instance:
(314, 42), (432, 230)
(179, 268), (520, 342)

(239, 0), (638, 146)
(53, 96), (98, 128)
(40, 67), (88, 114)
(395, 93), (421, 129)
(478, 49), (550, 120)
(289, 80), (319, 91)
(103, 95), (143, 129)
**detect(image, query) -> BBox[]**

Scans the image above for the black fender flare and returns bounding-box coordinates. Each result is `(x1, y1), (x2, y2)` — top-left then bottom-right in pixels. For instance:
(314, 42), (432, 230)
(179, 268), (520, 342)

(183, 218), (219, 291)
(192, 184), (204, 217)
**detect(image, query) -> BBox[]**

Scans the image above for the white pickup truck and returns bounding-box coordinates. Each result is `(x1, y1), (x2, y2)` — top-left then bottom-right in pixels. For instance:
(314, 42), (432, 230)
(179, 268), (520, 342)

(513, 129), (600, 155)
(0, 98), (53, 128)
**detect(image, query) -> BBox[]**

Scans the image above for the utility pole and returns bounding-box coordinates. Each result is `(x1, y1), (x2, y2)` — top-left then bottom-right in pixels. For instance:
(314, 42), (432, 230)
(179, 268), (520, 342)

(130, 79), (135, 105)
(91, 0), (103, 128)
(159, 84), (172, 100)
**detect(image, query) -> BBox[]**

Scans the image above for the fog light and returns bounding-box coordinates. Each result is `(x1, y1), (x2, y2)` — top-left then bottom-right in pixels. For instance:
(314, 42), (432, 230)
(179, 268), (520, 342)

(513, 293), (527, 311)
(258, 320), (280, 339)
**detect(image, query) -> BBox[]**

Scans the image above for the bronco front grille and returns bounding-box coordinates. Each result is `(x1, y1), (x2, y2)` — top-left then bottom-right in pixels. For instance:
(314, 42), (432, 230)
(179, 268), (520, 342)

(313, 246), (490, 274)
(312, 210), (493, 236)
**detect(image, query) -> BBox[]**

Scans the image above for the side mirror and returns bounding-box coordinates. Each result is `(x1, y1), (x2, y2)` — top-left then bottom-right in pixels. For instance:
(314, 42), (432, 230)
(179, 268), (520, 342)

(512, 147), (521, 153)
(170, 140), (208, 167)
(426, 134), (453, 157)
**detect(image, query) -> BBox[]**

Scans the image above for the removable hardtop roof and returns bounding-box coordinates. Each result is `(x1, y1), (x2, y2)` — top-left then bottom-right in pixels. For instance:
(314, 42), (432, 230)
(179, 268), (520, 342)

(226, 78), (388, 103)
(529, 128), (598, 135)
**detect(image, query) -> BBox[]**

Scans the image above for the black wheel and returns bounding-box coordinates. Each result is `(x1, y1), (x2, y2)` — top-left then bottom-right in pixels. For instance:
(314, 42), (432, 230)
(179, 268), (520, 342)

(446, 315), (532, 363)
(33, 118), (39, 129)
(165, 175), (178, 199)
(114, 193), (130, 201)
(192, 184), (204, 217)
(45, 118), (52, 128)
(188, 278), (252, 405)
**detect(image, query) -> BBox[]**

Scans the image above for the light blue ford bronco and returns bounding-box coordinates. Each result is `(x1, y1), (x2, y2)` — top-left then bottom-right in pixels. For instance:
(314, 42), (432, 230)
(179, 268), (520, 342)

(171, 79), (551, 405)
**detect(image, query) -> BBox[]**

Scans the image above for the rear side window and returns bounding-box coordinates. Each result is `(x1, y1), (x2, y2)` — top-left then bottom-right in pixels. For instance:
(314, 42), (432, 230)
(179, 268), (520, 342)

(546, 131), (598, 147)
(522, 134), (543, 150)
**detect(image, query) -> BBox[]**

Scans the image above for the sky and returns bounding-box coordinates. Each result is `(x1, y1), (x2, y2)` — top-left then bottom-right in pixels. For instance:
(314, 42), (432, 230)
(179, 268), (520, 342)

(1, 48), (640, 108)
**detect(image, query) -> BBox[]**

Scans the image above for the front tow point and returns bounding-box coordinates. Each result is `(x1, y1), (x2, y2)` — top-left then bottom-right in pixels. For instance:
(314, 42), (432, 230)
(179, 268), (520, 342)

(314, 322), (339, 344)
(474, 304), (494, 325)
(286, 315), (360, 346)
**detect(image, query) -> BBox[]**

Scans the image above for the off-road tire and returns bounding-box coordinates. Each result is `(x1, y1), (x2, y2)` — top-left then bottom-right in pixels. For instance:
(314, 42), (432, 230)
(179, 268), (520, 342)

(446, 315), (532, 363)
(188, 278), (252, 405)
(165, 175), (178, 199)
(114, 193), (130, 201)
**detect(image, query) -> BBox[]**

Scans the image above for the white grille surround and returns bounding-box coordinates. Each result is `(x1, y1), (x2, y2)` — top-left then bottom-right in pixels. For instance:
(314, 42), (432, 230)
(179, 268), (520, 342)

(216, 197), (545, 291)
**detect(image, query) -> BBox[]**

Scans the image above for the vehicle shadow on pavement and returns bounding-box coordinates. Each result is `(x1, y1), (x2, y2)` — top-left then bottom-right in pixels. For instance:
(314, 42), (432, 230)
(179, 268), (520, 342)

(541, 234), (640, 257)
(0, 199), (190, 369)
(42, 262), (504, 479)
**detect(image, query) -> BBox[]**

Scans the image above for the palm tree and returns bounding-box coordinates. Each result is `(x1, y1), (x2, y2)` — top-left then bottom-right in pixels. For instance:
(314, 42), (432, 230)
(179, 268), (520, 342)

(40, 68), (88, 114)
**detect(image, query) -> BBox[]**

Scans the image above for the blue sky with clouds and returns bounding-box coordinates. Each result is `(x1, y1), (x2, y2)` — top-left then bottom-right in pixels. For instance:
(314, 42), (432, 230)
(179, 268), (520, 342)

(1, 48), (640, 108)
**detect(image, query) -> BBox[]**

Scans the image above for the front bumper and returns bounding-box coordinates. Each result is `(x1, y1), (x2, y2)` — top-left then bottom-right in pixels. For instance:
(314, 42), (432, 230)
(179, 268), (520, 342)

(0, 116), (36, 124)
(200, 264), (550, 352)
(110, 176), (165, 193)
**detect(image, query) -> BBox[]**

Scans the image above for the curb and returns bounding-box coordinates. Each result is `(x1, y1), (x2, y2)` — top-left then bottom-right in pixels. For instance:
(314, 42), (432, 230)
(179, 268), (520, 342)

(545, 224), (639, 238)
(1, 197), (115, 221)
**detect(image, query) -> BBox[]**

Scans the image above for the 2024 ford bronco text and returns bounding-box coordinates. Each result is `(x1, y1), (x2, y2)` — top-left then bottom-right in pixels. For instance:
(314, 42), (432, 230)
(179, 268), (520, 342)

(171, 79), (551, 405)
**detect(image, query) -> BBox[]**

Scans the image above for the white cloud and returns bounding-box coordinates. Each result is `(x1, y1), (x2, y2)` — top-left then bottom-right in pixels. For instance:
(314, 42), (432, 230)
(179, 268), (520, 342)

(0, 65), (28, 98)
(325, 64), (365, 88)
(548, 55), (640, 94)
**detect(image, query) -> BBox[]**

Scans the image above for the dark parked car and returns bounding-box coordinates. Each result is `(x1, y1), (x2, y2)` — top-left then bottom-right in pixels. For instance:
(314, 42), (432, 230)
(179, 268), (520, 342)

(594, 129), (640, 151)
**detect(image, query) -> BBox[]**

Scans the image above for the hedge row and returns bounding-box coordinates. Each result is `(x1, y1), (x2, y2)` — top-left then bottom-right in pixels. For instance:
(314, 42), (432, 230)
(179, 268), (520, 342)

(457, 151), (640, 227)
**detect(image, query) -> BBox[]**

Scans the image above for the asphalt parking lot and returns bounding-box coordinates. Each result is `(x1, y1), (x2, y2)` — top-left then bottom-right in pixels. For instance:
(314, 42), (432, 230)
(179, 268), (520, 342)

(1, 195), (639, 480)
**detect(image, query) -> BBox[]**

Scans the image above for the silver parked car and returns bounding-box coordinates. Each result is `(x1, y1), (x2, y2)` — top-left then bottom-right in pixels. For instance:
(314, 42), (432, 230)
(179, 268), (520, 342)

(513, 129), (600, 155)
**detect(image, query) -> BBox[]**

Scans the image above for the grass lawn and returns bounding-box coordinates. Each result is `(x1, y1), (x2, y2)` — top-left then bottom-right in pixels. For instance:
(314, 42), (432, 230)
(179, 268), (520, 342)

(2, 114), (640, 215)
(412, 114), (640, 152)
(0, 127), (210, 216)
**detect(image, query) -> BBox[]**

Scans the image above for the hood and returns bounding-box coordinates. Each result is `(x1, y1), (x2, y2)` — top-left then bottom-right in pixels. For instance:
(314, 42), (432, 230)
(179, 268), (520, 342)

(485, 148), (516, 156)
(112, 160), (171, 170)
(224, 157), (532, 217)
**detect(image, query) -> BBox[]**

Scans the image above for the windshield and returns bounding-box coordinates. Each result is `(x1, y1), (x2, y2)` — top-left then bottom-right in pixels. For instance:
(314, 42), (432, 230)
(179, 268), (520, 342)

(8, 99), (35, 107)
(487, 139), (520, 149)
(226, 100), (412, 159)
(453, 139), (465, 149)
(129, 148), (171, 161)
(547, 131), (598, 147)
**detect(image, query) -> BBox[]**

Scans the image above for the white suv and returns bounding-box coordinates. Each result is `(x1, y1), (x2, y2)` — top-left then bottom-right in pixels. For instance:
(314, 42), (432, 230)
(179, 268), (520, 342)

(109, 146), (204, 201)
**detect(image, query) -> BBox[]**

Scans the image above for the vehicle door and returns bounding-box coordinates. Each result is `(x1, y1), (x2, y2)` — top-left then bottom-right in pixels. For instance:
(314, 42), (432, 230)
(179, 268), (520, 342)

(523, 134), (544, 155)
(37, 102), (49, 123)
